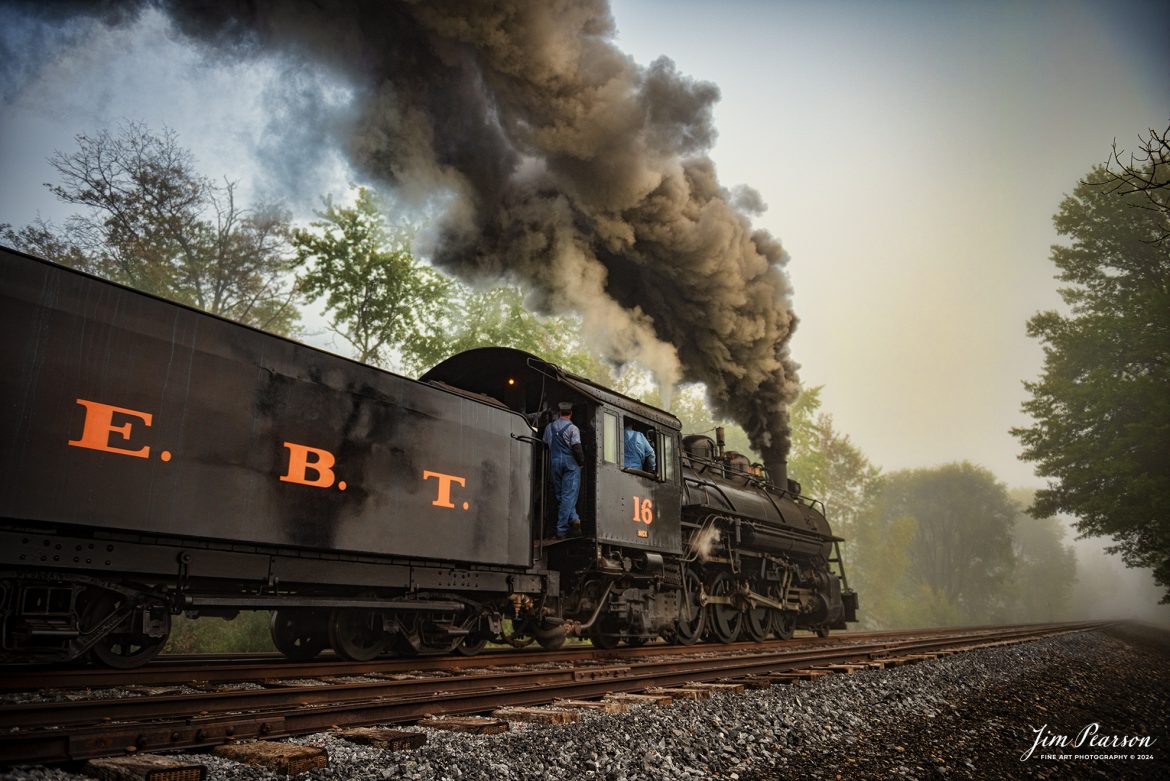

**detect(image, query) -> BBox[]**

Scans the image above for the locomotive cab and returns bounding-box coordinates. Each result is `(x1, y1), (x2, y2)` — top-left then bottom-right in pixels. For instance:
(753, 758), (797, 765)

(594, 406), (682, 556)
(422, 347), (683, 556)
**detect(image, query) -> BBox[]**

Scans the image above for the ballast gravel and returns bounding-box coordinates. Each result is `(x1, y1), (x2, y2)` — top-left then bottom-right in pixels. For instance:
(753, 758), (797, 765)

(3, 627), (1166, 781)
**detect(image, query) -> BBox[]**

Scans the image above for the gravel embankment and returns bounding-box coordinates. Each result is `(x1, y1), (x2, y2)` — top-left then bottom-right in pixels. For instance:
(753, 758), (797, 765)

(4, 626), (1167, 781)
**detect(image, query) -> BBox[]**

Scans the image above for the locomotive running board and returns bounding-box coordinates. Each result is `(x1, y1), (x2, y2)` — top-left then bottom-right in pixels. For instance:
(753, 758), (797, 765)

(183, 595), (465, 612)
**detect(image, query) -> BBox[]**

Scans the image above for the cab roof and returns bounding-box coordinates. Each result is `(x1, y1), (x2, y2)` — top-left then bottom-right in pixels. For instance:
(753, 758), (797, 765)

(422, 347), (682, 432)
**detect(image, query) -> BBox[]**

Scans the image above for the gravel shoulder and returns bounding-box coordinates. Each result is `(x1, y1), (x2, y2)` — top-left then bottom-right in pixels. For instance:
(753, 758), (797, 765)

(3, 625), (1167, 781)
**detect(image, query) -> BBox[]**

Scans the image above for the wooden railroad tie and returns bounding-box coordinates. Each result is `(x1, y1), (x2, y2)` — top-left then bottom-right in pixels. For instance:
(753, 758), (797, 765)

(604, 692), (674, 706)
(765, 669), (832, 683)
(818, 664), (868, 675)
(213, 741), (328, 776)
(491, 707), (579, 724)
(553, 698), (630, 713)
(729, 676), (776, 690)
(644, 686), (714, 700)
(119, 685), (185, 698)
(572, 665), (632, 681)
(684, 682), (746, 694)
(872, 657), (915, 667)
(332, 727), (427, 751)
(417, 715), (509, 735)
(257, 678), (331, 689)
(83, 754), (206, 781)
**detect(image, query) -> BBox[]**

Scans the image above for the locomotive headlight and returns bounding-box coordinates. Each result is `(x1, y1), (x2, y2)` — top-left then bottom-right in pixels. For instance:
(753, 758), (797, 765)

(507, 378), (516, 385)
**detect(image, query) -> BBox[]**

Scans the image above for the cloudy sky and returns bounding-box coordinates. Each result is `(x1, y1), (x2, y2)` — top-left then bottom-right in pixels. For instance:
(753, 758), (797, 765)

(1, 0), (1166, 493)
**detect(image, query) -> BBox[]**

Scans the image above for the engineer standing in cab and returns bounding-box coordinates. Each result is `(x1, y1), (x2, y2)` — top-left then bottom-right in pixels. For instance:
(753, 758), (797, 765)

(544, 401), (585, 539)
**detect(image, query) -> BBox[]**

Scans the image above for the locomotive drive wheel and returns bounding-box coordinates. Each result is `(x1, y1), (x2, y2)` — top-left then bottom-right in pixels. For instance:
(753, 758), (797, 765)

(80, 588), (169, 669)
(328, 608), (384, 661)
(674, 566), (705, 645)
(706, 571), (743, 644)
(771, 611), (795, 641)
(270, 609), (328, 661)
(744, 598), (771, 643)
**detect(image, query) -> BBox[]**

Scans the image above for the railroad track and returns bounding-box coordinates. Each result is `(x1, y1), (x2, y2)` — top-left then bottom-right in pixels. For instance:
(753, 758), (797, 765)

(0, 623), (1077, 690)
(0, 622), (1103, 767)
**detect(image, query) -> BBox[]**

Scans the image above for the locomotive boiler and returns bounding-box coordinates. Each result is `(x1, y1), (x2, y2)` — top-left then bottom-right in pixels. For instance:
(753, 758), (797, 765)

(0, 246), (856, 667)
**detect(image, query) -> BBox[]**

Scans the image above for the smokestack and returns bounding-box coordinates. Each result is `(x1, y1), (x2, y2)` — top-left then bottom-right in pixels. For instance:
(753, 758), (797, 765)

(766, 458), (788, 492)
(19, 0), (802, 460)
(715, 426), (726, 459)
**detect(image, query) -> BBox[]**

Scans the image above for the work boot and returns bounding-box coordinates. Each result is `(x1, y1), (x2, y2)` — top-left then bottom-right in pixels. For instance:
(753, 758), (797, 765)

(569, 521), (583, 537)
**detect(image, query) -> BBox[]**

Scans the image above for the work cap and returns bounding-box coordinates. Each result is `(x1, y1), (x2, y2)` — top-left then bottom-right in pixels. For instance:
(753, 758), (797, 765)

(557, 401), (574, 412)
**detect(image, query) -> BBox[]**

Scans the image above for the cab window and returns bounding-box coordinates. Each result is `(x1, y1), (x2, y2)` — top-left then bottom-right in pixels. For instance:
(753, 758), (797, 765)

(659, 433), (676, 482)
(621, 417), (658, 476)
(602, 410), (619, 464)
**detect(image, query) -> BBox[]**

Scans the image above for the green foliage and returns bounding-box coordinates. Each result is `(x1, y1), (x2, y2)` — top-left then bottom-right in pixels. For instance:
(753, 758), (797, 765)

(1012, 162), (1170, 601)
(787, 387), (881, 536)
(418, 283), (613, 380)
(854, 463), (1017, 625)
(1, 122), (299, 335)
(291, 187), (452, 371)
(1004, 488), (1077, 622)
(848, 513), (926, 628)
(164, 612), (275, 655)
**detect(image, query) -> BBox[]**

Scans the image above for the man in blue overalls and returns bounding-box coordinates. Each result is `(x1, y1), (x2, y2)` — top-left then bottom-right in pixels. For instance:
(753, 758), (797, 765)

(544, 401), (585, 539)
(623, 424), (657, 473)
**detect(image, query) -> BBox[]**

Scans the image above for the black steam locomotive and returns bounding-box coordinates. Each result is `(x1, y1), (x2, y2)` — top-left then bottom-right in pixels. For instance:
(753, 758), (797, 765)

(0, 246), (857, 667)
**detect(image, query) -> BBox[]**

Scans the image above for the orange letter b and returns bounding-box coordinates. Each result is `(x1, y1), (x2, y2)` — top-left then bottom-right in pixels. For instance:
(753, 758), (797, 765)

(280, 442), (336, 488)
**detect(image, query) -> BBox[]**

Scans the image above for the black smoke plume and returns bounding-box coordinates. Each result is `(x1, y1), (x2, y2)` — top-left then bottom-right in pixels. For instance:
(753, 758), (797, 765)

(6, 0), (801, 461)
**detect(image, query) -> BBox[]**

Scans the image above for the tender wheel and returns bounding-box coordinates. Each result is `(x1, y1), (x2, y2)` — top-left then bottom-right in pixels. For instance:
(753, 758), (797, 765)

(706, 572), (743, 644)
(535, 625), (567, 650)
(456, 611), (492, 656)
(270, 610), (328, 660)
(771, 611), (795, 641)
(81, 589), (169, 669)
(744, 599), (771, 643)
(456, 629), (489, 656)
(589, 615), (621, 650)
(328, 608), (385, 661)
(589, 628), (620, 650)
(674, 566), (706, 645)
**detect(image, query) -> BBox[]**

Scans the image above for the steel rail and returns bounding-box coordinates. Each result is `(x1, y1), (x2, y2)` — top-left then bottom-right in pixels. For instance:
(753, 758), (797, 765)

(0, 623), (1074, 690)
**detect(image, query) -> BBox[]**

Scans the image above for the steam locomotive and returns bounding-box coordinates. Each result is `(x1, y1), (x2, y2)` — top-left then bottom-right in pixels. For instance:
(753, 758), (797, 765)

(0, 246), (857, 667)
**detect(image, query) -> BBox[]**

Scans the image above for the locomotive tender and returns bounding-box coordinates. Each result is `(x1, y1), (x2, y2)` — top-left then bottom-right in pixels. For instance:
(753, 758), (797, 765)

(0, 246), (857, 667)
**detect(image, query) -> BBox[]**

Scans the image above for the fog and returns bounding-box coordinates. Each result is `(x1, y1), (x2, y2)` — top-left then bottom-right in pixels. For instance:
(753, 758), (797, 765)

(1, 1), (1167, 613)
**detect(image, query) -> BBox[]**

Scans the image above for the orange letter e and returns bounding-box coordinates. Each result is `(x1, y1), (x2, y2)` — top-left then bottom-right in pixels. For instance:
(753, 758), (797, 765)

(68, 398), (152, 459)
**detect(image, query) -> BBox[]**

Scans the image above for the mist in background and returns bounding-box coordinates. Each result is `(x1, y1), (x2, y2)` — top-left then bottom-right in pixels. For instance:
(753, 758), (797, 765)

(1, 0), (1167, 622)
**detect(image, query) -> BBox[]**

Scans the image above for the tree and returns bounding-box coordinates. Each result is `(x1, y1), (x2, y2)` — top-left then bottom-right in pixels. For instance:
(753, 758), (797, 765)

(291, 187), (452, 372)
(1004, 489), (1077, 623)
(1, 123), (298, 335)
(1012, 161), (1170, 602)
(1099, 122), (1170, 238)
(786, 387), (881, 536)
(414, 283), (614, 380)
(858, 463), (1017, 624)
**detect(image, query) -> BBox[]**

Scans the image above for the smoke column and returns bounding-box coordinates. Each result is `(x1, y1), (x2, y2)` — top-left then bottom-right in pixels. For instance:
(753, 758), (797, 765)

(7, 0), (802, 461)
